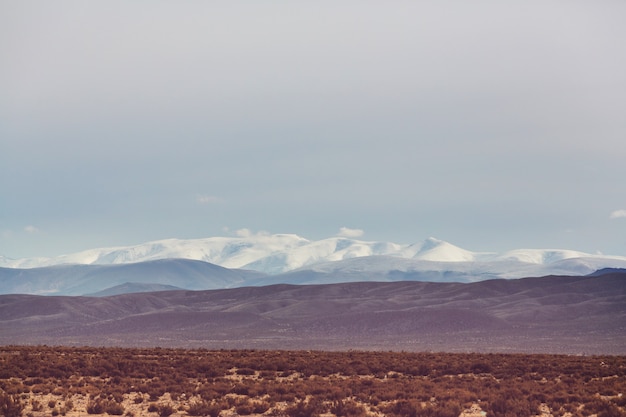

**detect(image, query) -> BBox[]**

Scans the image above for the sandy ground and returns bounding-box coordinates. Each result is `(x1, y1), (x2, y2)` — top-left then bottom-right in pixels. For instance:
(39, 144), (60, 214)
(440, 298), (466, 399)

(17, 392), (527, 417)
(18, 391), (383, 417)
(12, 391), (594, 417)
(21, 391), (194, 417)
(459, 403), (487, 417)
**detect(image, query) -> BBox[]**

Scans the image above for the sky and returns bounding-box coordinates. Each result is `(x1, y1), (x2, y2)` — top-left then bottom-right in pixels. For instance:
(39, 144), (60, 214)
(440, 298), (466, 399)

(2, 1), (626, 259)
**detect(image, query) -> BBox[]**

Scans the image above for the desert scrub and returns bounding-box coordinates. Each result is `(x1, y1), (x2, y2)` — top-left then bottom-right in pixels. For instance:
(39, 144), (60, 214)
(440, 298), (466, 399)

(157, 404), (175, 417)
(0, 347), (624, 417)
(0, 391), (24, 417)
(187, 400), (222, 417)
(86, 396), (125, 415)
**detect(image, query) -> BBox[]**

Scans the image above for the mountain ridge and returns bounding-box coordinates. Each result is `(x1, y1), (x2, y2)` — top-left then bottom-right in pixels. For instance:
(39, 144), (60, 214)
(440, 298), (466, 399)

(2, 234), (625, 274)
(2, 234), (626, 296)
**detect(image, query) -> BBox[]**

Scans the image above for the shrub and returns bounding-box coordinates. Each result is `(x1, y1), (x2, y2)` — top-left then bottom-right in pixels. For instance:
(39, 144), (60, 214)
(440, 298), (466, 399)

(187, 400), (222, 417)
(284, 399), (324, 417)
(380, 399), (419, 417)
(87, 397), (125, 415)
(158, 404), (175, 417)
(471, 362), (493, 374)
(0, 392), (24, 417)
(236, 402), (255, 415)
(87, 397), (105, 414)
(237, 368), (256, 376)
(330, 399), (368, 417)
(31, 399), (42, 411)
(252, 400), (271, 414)
(106, 401), (126, 415)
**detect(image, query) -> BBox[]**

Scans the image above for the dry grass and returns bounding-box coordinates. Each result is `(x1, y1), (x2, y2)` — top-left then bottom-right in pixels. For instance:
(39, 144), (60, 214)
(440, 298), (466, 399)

(1, 346), (625, 417)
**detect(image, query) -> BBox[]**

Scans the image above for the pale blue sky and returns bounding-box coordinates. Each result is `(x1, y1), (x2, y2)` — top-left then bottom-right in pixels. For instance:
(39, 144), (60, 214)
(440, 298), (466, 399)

(2, 1), (626, 258)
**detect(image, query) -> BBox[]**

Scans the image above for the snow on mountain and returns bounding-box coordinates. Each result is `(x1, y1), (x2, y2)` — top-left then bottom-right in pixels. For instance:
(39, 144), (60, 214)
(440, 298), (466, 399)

(2, 234), (626, 279)
(401, 237), (483, 262)
(1, 234), (310, 271)
(494, 248), (590, 264)
(0, 234), (405, 273)
(242, 237), (405, 274)
(288, 252), (626, 282)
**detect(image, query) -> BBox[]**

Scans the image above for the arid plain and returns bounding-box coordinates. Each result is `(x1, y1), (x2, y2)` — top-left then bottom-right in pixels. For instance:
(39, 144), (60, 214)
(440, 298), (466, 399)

(1, 347), (625, 417)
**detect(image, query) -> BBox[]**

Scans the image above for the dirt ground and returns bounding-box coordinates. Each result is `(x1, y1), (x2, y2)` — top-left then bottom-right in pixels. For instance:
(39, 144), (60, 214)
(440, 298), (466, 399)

(17, 391), (568, 417)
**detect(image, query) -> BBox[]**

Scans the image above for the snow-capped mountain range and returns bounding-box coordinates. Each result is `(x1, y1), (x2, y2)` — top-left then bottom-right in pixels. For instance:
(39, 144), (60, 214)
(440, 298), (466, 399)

(2, 234), (626, 278)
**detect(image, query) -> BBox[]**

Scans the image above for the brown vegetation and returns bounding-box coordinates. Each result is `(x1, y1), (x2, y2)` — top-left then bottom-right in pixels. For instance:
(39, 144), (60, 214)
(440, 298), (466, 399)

(0, 346), (624, 417)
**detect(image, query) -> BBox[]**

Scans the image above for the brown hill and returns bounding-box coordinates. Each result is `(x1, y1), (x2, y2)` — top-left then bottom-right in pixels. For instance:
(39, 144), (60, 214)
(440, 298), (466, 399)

(1, 273), (624, 353)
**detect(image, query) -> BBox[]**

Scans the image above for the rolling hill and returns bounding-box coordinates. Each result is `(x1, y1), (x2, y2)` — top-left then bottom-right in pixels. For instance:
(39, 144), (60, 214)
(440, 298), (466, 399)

(1, 272), (624, 354)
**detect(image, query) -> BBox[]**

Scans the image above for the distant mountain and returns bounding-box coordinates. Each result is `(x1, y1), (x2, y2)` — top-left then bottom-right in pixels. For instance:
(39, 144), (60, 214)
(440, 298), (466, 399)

(3, 255), (626, 296)
(588, 268), (626, 276)
(0, 259), (266, 296)
(2, 234), (626, 296)
(2, 234), (626, 276)
(85, 282), (184, 297)
(1, 273), (624, 354)
(274, 254), (626, 284)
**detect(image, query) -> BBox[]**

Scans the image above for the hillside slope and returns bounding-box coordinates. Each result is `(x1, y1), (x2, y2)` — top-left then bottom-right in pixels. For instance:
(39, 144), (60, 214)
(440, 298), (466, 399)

(1, 272), (624, 354)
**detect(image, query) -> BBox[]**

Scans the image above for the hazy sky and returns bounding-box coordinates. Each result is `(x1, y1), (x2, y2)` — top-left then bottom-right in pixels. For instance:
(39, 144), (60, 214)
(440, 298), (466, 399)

(2, 1), (626, 259)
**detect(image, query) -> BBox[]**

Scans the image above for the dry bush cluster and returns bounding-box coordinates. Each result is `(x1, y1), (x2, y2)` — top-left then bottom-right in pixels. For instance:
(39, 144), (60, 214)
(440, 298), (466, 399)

(0, 346), (624, 417)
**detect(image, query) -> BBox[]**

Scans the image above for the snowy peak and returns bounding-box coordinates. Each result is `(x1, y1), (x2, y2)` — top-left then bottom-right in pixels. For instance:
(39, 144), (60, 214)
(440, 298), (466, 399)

(411, 237), (477, 262)
(2, 234), (626, 278)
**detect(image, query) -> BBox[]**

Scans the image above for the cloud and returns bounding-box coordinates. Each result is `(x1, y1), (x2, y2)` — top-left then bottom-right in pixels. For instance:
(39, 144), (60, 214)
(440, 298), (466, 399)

(196, 194), (224, 205)
(24, 225), (40, 234)
(337, 227), (364, 238)
(235, 228), (252, 237)
(609, 209), (626, 219)
(234, 228), (270, 238)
